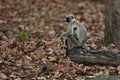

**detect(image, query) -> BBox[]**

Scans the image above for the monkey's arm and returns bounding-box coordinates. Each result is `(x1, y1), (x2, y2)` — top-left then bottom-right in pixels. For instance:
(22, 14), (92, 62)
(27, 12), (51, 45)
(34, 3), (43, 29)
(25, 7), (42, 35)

(60, 31), (69, 42)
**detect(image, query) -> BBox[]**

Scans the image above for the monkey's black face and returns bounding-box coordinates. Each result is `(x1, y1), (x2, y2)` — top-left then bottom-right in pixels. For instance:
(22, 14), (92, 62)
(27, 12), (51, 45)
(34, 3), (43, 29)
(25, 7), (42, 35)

(65, 15), (75, 23)
(66, 17), (71, 23)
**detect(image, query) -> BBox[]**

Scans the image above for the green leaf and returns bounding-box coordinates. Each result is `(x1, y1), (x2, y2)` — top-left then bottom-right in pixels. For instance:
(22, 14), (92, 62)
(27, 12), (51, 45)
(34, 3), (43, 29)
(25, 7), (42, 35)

(19, 30), (29, 40)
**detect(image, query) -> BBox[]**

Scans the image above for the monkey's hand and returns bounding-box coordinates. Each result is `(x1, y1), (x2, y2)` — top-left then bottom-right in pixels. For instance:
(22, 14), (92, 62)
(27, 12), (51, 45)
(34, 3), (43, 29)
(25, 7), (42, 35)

(60, 35), (64, 43)
(60, 32), (67, 43)
(60, 31), (68, 43)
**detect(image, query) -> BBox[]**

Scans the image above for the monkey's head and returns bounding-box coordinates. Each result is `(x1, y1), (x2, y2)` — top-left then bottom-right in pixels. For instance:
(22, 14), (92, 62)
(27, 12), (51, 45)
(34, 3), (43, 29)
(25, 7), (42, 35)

(65, 14), (75, 23)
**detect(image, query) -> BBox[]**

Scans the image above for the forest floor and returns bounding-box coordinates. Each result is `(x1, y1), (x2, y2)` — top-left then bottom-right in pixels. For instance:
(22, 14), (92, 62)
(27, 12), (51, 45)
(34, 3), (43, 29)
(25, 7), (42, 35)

(0, 0), (120, 80)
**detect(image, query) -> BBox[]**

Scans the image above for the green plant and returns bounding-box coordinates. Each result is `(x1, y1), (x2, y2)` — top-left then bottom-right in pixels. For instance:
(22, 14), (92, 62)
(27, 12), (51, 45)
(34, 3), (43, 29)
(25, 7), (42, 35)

(19, 30), (29, 40)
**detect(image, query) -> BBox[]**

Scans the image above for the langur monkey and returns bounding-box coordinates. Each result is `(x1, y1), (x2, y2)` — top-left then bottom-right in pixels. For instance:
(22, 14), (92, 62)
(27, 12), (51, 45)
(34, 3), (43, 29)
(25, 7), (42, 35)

(60, 14), (103, 52)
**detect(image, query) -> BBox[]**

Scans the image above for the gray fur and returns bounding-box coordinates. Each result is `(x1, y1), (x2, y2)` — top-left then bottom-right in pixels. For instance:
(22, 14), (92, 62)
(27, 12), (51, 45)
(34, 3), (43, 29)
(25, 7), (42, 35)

(60, 14), (87, 50)
(60, 14), (104, 52)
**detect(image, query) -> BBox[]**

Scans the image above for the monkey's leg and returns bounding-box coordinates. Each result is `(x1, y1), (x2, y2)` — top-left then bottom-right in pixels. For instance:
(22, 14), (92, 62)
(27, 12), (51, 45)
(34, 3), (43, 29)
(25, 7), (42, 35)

(65, 39), (68, 50)
(65, 39), (73, 56)
(66, 38), (73, 50)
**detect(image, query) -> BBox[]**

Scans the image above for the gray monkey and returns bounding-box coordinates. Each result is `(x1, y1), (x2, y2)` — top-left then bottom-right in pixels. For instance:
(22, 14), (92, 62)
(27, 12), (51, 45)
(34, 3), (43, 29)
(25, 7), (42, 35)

(60, 14), (104, 52)
(60, 14), (87, 50)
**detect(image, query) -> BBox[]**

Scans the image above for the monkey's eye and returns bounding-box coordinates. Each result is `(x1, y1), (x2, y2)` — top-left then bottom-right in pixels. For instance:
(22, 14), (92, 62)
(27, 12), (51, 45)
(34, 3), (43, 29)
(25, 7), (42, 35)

(73, 27), (77, 31)
(71, 16), (74, 19)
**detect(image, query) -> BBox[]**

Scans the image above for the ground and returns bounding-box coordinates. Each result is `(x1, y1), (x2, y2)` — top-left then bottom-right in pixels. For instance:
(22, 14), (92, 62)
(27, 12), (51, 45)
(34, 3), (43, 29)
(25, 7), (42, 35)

(0, 0), (120, 80)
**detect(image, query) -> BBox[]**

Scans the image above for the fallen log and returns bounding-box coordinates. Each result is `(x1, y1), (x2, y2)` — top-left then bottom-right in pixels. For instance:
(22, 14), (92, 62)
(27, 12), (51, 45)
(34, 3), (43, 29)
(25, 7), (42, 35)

(67, 47), (120, 66)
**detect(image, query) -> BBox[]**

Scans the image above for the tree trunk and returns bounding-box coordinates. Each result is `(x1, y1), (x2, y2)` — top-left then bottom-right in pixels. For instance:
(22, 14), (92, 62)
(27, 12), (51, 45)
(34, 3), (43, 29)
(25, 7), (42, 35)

(105, 0), (120, 49)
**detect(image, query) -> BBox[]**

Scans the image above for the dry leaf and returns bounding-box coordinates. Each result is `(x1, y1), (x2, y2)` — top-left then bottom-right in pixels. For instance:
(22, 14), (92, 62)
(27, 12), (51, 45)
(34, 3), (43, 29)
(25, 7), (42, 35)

(111, 48), (120, 53)
(0, 73), (7, 79)
(74, 77), (83, 80)
(14, 78), (21, 80)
